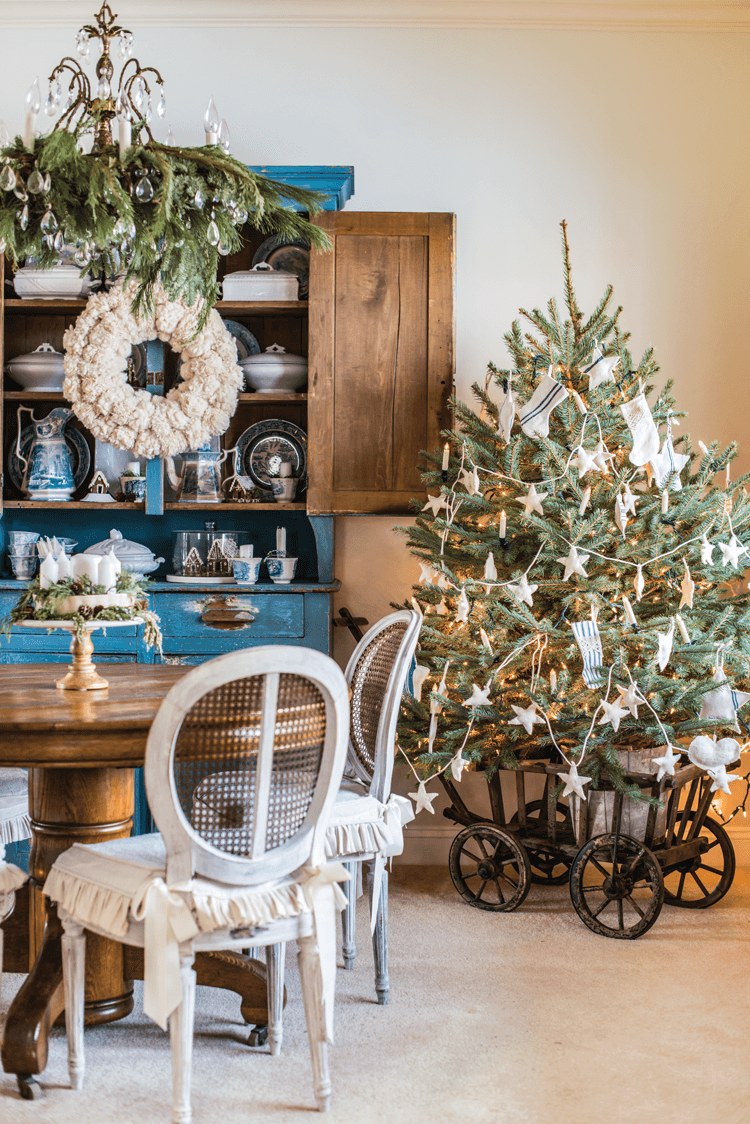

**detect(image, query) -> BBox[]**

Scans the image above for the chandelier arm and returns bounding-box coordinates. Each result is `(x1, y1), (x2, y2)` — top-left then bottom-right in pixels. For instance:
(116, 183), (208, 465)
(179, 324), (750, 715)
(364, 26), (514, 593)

(49, 62), (92, 135)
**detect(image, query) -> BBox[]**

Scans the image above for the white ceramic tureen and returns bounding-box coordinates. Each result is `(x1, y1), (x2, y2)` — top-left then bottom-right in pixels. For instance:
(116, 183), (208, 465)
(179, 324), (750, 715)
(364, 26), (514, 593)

(83, 529), (164, 578)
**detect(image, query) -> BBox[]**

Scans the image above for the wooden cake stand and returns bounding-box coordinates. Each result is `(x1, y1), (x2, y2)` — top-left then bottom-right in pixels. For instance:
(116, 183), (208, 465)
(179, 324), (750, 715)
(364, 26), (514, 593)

(15, 619), (143, 691)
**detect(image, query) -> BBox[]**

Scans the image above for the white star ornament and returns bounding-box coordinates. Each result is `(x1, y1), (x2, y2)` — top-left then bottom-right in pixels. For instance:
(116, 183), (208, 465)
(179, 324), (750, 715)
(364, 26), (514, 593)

(408, 782), (439, 815)
(584, 346), (620, 391)
(597, 698), (630, 733)
(718, 535), (748, 570)
(592, 440), (614, 474)
(455, 589), (471, 624)
(464, 681), (492, 709)
(509, 702), (545, 735)
(700, 535), (715, 565)
(679, 562), (695, 610)
(483, 552), (497, 582)
(422, 494), (447, 517)
(571, 445), (599, 478)
(650, 437), (689, 491)
(450, 751), (468, 783)
(411, 664), (430, 703)
(705, 765), (742, 796)
(556, 545), (590, 582)
(508, 573), (538, 608)
(418, 562), (438, 584)
(652, 744), (681, 782)
(616, 683), (640, 718)
(458, 467), (482, 496)
(515, 483), (548, 516)
(621, 484), (638, 515)
(560, 762), (592, 800)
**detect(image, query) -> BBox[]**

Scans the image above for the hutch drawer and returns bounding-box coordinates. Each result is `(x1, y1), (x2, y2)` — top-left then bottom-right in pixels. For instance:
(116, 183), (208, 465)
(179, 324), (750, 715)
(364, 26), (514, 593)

(153, 591), (305, 653)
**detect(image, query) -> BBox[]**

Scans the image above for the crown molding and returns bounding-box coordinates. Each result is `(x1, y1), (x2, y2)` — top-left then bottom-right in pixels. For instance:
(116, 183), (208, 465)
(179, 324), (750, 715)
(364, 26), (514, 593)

(1, 1), (749, 31)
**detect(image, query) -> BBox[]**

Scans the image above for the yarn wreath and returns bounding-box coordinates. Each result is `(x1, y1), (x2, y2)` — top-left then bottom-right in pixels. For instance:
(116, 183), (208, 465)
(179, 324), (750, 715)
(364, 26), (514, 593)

(63, 279), (243, 459)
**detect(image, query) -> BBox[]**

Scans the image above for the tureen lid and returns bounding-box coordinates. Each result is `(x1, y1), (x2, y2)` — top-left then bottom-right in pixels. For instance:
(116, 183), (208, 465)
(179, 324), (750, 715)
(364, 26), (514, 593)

(224, 264), (297, 280)
(83, 528), (158, 560)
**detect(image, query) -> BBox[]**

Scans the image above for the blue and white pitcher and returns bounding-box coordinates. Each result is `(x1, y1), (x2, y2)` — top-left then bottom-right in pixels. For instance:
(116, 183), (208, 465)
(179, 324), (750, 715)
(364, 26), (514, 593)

(16, 406), (75, 501)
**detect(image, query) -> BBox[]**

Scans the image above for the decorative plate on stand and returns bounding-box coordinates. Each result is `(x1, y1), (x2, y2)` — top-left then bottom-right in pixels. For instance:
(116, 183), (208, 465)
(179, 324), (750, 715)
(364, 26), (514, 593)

(235, 419), (307, 493)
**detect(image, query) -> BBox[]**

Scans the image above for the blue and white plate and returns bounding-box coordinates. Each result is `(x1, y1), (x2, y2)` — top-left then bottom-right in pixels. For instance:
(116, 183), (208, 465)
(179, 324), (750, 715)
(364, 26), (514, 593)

(221, 319), (261, 362)
(236, 419), (307, 493)
(7, 424), (91, 496)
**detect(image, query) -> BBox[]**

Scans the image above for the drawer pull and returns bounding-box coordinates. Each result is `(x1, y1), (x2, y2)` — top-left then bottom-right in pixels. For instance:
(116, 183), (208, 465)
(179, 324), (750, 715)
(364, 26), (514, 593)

(201, 608), (255, 628)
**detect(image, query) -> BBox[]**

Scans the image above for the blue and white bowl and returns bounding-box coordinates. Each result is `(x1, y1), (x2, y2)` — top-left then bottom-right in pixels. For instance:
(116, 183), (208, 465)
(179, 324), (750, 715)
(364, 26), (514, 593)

(232, 557), (263, 585)
(265, 556), (298, 584)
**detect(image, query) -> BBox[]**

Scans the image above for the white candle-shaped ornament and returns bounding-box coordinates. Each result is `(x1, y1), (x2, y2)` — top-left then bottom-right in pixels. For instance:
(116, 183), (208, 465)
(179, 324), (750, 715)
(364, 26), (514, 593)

(276, 526), (286, 556)
(550, 669), (557, 692)
(661, 490), (669, 515)
(579, 486), (591, 515)
(572, 390), (588, 415)
(675, 613), (691, 644)
(726, 462), (731, 487)
(39, 551), (58, 590)
(499, 510), (507, 539)
(622, 595), (637, 627)
(698, 440), (709, 456)
(442, 442), (450, 475)
(23, 77), (41, 149)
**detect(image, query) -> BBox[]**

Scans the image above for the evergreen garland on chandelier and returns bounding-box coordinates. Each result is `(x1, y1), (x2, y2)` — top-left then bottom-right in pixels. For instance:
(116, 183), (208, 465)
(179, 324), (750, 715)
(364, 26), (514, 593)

(0, 4), (330, 325)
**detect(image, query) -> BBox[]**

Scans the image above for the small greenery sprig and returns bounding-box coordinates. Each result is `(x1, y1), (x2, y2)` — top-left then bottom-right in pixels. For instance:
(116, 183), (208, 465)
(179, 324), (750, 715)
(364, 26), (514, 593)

(1, 568), (162, 651)
(0, 128), (330, 327)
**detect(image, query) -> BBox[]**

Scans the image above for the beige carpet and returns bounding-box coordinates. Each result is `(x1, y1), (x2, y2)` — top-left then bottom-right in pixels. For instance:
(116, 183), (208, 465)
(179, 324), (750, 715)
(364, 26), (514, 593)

(1, 864), (748, 1124)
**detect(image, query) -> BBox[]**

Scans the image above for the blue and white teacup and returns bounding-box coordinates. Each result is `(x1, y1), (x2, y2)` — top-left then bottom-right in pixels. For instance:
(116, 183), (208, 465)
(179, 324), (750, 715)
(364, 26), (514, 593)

(8, 531), (40, 556)
(265, 556), (298, 584)
(232, 557), (263, 585)
(120, 475), (147, 500)
(8, 552), (39, 580)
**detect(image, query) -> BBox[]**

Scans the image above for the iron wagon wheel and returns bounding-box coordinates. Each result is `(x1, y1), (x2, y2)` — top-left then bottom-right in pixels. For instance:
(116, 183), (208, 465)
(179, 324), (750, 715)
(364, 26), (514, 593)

(448, 823), (531, 912)
(508, 799), (573, 885)
(663, 814), (736, 908)
(569, 832), (664, 939)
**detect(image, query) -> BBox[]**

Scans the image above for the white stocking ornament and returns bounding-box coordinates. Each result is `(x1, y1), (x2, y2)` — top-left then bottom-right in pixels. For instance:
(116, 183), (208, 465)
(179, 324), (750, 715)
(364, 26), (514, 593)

(619, 393), (660, 466)
(518, 372), (569, 439)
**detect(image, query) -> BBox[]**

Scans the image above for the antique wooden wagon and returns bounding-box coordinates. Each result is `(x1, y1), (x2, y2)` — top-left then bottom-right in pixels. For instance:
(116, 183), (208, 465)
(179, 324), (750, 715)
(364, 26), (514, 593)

(439, 747), (736, 939)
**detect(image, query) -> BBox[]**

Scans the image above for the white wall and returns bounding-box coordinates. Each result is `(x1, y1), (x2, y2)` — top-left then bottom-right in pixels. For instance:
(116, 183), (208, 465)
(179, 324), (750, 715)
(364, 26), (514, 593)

(2, 20), (748, 858)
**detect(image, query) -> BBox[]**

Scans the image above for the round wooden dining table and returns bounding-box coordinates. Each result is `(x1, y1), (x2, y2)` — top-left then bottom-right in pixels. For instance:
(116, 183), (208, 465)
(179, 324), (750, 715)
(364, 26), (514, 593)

(0, 663), (270, 1100)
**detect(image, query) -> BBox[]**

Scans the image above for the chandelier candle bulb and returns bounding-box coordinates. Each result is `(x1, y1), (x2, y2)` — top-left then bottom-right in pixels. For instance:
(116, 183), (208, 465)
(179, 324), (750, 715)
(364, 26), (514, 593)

(23, 77), (40, 150)
(203, 96), (220, 144)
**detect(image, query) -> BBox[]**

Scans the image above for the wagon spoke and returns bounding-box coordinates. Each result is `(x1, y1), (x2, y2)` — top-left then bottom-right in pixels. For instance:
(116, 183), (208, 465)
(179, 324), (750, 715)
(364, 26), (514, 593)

(676, 870), (687, 897)
(591, 896), (610, 918)
(462, 869), (480, 880)
(462, 848), (484, 864)
(492, 877), (506, 903)
(690, 871), (710, 896)
(699, 863), (722, 877)
(476, 879), (488, 899)
(625, 894), (646, 920)
(476, 837), (491, 859)
(617, 899), (624, 930)
(580, 883), (606, 894)
(589, 856), (611, 879)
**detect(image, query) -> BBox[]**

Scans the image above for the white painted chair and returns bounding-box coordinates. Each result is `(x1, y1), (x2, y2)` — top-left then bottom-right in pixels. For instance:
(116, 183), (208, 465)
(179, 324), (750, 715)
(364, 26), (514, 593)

(263, 609), (421, 1031)
(0, 769), (31, 997)
(44, 646), (350, 1122)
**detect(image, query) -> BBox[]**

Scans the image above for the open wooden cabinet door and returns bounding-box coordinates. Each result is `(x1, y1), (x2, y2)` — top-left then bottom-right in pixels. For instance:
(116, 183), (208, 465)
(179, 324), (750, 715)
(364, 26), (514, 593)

(306, 212), (455, 514)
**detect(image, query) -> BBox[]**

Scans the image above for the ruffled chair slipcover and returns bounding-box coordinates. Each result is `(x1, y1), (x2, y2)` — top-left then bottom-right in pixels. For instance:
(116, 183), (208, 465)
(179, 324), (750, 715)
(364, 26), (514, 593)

(44, 646), (350, 1123)
(0, 768), (31, 999)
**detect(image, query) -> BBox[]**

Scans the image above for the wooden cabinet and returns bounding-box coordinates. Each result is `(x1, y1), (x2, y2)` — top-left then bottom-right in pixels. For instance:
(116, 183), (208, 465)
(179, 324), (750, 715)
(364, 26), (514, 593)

(308, 211), (454, 514)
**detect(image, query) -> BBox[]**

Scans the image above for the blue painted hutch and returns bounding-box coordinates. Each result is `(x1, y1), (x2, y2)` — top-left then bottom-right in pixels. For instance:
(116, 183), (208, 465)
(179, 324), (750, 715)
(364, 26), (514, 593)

(0, 170), (456, 849)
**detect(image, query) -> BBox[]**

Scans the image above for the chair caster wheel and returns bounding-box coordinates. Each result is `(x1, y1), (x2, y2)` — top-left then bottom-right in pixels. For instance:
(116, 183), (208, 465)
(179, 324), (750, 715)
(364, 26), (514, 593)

(17, 1074), (41, 1100)
(248, 1024), (268, 1047)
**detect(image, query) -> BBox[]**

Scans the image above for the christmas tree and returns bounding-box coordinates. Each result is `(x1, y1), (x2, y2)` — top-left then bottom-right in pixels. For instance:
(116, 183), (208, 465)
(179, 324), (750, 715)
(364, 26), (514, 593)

(399, 222), (750, 814)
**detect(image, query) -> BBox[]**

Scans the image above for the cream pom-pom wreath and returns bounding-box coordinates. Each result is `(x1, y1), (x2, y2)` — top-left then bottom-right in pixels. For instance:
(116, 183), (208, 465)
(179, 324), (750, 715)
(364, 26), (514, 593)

(63, 280), (244, 459)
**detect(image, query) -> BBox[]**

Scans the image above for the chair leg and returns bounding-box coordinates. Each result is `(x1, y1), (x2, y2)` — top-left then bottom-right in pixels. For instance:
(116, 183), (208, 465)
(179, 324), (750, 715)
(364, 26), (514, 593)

(169, 954), (196, 1124)
(297, 934), (331, 1113)
(60, 912), (86, 1090)
(341, 859), (357, 970)
(369, 866), (389, 1006)
(265, 943), (285, 1055)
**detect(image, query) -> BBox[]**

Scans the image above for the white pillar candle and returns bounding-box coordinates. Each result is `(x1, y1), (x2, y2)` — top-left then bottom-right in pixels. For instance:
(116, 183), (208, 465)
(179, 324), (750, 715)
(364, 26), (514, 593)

(622, 595), (637, 626)
(279, 461), (292, 478)
(71, 554), (100, 584)
(499, 510), (507, 538)
(661, 491), (669, 514)
(56, 550), (71, 581)
(99, 552), (118, 592)
(276, 526), (286, 555)
(39, 552), (58, 589)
